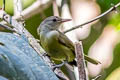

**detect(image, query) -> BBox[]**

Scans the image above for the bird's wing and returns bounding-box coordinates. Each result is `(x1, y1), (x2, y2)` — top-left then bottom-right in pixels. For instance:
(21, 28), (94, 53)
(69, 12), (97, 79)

(57, 30), (101, 65)
(57, 30), (74, 51)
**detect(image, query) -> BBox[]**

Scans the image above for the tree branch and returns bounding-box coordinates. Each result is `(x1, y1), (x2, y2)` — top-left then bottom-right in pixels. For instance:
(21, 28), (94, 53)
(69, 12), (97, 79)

(0, 23), (15, 32)
(13, 0), (24, 34)
(0, 0), (52, 25)
(13, 0), (53, 20)
(13, 0), (23, 16)
(64, 2), (120, 33)
(75, 41), (88, 80)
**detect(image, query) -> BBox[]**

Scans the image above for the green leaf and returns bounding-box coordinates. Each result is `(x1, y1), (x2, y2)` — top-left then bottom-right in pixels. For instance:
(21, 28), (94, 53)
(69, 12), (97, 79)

(97, 0), (120, 12)
(106, 67), (120, 80)
(0, 0), (36, 15)
(108, 13), (120, 31)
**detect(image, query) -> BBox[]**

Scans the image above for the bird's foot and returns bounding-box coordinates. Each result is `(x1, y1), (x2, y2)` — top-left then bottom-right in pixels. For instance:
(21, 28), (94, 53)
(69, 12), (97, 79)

(52, 60), (68, 70)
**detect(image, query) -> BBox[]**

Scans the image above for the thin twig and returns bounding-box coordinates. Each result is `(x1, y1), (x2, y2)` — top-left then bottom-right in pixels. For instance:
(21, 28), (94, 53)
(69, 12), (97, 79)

(64, 2), (120, 33)
(92, 75), (102, 80)
(0, 23), (15, 32)
(13, 0), (52, 20)
(13, 0), (24, 34)
(13, 0), (23, 16)
(75, 41), (88, 80)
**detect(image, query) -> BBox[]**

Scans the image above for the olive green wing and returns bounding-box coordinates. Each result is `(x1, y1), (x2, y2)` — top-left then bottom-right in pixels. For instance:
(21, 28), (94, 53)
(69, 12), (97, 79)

(57, 30), (75, 51)
(57, 30), (101, 65)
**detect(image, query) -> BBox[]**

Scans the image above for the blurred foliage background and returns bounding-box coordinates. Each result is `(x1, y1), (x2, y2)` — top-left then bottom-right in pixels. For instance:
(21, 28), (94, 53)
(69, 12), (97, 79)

(0, 0), (120, 80)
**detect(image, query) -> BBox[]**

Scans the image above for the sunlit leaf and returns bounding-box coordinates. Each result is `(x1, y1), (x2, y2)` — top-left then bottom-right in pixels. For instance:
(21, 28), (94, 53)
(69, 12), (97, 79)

(108, 13), (120, 31)
(0, 0), (36, 15)
(106, 67), (120, 80)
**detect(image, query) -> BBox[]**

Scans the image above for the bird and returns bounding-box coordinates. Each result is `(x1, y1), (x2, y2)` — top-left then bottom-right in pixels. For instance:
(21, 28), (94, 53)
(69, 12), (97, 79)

(37, 16), (100, 67)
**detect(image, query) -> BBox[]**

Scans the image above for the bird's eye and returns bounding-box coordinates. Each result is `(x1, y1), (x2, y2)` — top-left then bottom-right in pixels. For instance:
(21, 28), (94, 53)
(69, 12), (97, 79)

(53, 19), (57, 22)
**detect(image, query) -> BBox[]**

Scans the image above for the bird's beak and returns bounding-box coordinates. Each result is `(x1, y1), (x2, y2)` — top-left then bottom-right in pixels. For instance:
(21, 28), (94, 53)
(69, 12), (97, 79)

(60, 19), (72, 23)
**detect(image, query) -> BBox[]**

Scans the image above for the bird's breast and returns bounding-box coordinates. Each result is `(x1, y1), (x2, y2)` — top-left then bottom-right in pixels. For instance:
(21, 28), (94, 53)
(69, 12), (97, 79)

(40, 31), (59, 51)
(40, 31), (75, 62)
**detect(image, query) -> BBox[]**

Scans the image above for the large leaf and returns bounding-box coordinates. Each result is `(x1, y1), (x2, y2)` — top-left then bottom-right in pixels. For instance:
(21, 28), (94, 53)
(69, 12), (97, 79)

(0, 32), (58, 80)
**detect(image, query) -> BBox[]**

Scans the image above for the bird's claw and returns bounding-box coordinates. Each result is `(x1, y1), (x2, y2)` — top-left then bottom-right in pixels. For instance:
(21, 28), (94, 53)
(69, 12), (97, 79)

(52, 60), (68, 70)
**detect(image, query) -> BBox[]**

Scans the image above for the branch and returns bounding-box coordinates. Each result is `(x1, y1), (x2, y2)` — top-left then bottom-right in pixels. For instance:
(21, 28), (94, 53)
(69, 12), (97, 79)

(92, 75), (102, 80)
(13, 0), (53, 20)
(64, 2), (120, 33)
(75, 41), (88, 80)
(0, 0), (52, 25)
(13, 0), (23, 16)
(0, 24), (15, 32)
(13, 0), (24, 34)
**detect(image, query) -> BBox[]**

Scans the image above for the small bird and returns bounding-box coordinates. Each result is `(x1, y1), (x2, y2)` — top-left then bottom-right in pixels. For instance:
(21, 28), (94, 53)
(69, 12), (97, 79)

(37, 16), (100, 67)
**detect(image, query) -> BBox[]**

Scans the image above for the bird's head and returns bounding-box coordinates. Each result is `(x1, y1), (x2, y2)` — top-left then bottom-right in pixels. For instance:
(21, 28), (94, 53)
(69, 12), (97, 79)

(38, 16), (71, 33)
